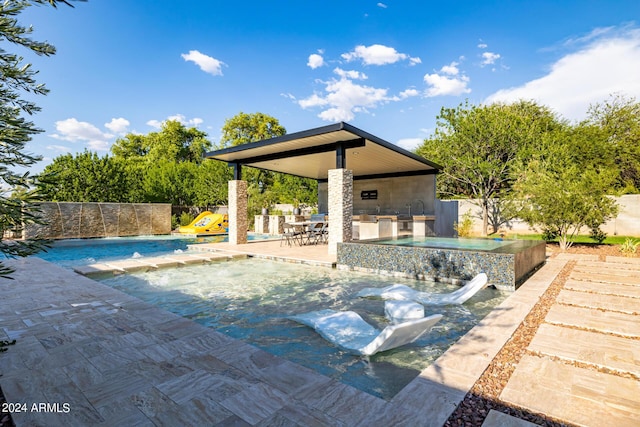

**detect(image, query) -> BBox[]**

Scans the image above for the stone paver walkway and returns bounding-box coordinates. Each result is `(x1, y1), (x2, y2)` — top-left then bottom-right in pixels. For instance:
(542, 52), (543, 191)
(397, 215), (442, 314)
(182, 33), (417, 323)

(499, 257), (640, 427)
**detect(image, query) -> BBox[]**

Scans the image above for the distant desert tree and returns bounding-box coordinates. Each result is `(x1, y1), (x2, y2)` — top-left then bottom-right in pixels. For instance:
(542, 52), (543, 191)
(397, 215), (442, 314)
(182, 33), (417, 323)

(416, 100), (564, 236)
(219, 112), (286, 148)
(218, 112), (317, 214)
(0, 0), (75, 277)
(510, 127), (618, 251)
(584, 94), (640, 193)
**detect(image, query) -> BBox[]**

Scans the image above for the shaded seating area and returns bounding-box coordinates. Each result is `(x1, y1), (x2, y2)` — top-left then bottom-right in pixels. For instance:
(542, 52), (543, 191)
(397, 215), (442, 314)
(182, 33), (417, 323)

(288, 309), (443, 356)
(357, 273), (489, 306)
(280, 221), (328, 246)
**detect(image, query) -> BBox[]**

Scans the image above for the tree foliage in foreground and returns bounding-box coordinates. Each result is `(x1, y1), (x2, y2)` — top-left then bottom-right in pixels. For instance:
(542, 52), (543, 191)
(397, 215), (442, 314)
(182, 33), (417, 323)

(0, 0), (75, 277)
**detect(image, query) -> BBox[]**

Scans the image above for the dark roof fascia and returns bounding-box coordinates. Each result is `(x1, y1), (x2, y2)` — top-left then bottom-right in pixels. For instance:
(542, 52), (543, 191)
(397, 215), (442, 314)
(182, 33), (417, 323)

(205, 121), (443, 171)
(233, 138), (366, 165)
(337, 122), (443, 171)
(204, 122), (347, 159)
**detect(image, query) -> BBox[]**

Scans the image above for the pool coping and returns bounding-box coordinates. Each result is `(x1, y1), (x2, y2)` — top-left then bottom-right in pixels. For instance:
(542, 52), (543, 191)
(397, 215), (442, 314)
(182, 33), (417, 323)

(0, 256), (563, 426)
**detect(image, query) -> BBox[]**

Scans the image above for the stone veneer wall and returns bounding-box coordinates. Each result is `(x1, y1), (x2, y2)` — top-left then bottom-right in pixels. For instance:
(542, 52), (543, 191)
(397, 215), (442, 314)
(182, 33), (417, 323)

(328, 169), (353, 255)
(24, 202), (171, 240)
(336, 239), (546, 291)
(228, 180), (247, 245)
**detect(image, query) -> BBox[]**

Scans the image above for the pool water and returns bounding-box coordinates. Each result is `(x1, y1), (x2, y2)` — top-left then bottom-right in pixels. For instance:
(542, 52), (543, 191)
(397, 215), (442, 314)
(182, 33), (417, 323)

(373, 236), (514, 251)
(97, 258), (507, 400)
(35, 234), (272, 269)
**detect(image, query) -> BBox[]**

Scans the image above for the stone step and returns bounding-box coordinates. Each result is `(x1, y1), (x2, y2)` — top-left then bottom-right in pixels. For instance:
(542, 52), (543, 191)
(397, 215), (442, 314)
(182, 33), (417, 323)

(564, 278), (640, 299)
(570, 271), (640, 286)
(557, 289), (640, 314)
(573, 263), (640, 278)
(545, 304), (640, 338)
(73, 253), (240, 276)
(500, 355), (640, 427)
(528, 323), (640, 377)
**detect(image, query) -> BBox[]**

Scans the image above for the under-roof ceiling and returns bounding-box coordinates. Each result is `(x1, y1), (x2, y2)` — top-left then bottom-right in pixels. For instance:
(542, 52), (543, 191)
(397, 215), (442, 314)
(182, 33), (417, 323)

(205, 122), (441, 180)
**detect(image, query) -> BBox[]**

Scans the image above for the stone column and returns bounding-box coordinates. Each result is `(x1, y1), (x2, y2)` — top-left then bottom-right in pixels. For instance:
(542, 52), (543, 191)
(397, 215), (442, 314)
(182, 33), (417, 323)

(254, 215), (269, 234)
(328, 168), (353, 255)
(228, 180), (247, 245)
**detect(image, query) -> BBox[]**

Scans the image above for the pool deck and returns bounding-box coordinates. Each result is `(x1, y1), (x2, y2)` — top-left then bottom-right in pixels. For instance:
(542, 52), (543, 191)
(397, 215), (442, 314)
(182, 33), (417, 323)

(0, 249), (639, 426)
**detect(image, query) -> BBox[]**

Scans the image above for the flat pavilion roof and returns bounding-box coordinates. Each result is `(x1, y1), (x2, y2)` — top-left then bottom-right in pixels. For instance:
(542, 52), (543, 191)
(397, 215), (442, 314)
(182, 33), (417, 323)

(205, 122), (442, 181)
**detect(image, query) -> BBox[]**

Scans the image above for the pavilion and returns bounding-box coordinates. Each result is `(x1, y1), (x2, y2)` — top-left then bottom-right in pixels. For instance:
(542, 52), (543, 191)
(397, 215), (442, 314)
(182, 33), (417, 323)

(205, 122), (442, 254)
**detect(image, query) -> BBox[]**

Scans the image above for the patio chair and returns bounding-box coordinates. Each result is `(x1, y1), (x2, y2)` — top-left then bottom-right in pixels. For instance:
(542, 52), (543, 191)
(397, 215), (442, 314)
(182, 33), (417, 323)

(281, 223), (302, 247)
(288, 309), (443, 356)
(304, 222), (327, 245)
(357, 273), (489, 306)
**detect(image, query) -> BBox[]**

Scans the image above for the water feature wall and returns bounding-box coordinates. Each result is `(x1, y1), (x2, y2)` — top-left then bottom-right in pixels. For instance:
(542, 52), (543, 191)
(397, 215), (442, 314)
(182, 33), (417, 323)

(24, 202), (171, 240)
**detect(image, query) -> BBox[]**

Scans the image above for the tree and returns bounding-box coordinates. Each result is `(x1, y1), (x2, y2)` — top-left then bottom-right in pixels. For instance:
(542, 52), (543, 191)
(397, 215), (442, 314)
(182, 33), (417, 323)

(585, 94), (640, 193)
(219, 112), (286, 148)
(510, 128), (618, 251)
(416, 100), (564, 235)
(111, 120), (211, 164)
(0, 0), (75, 277)
(38, 151), (136, 202)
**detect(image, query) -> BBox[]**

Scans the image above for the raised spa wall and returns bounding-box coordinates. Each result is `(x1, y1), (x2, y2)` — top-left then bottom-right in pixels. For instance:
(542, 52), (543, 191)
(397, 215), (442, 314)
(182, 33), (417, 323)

(336, 239), (546, 291)
(24, 202), (172, 240)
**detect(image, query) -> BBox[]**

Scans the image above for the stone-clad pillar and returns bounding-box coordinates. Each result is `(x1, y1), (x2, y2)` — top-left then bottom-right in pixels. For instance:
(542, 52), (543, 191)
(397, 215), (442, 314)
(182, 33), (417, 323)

(228, 180), (247, 245)
(328, 168), (353, 255)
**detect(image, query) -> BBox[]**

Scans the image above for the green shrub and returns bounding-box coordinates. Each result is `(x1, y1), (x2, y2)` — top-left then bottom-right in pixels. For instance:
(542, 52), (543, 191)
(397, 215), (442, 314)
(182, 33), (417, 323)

(589, 227), (607, 244)
(541, 228), (559, 242)
(180, 211), (195, 226)
(454, 210), (474, 237)
(619, 238), (639, 257)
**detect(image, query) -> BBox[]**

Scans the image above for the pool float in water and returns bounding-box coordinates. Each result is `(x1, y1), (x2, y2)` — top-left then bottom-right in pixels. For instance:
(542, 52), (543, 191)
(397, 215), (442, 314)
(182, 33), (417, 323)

(288, 309), (442, 356)
(357, 273), (488, 306)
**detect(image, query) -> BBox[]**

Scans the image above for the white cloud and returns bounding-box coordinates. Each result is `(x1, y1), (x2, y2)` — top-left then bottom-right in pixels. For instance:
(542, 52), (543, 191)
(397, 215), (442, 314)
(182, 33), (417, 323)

(307, 53), (325, 69)
(377, 2), (388, 8)
(104, 117), (130, 134)
(440, 62), (459, 75)
(46, 144), (71, 153)
(395, 137), (422, 151)
(147, 114), (204, 129)
(298, 67), (396, 121)
(423, 73), (471, 97)
(481, 51), (501, 66)
(341, 44), (420, 66)
(478, 43), (488, 49)
(485, 27), (640, 122)
(49, 118), (113, 151)
(399, 88), (420, 99)
(181, 50), (226, 76)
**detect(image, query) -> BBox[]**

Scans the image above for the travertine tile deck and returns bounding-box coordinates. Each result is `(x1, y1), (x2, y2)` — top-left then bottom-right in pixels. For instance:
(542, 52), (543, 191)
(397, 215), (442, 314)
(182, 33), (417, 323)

(500, 258), (640, 427)
(1, 252), (638, 426)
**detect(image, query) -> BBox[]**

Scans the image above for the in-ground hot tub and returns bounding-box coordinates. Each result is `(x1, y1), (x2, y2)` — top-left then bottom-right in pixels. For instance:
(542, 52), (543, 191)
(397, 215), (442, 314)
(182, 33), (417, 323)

(337, 236), (546, 291)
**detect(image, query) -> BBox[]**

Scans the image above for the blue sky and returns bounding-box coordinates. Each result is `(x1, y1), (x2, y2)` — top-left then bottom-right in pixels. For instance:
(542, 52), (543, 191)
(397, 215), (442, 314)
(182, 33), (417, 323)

(19, 0), (640, 172)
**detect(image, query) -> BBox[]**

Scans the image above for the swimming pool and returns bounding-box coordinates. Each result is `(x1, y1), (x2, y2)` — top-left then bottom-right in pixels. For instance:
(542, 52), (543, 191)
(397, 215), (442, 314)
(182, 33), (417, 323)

(96, 258), (507, 400)
(35, 234), (273, 269)
(374, 236), (514, 251)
